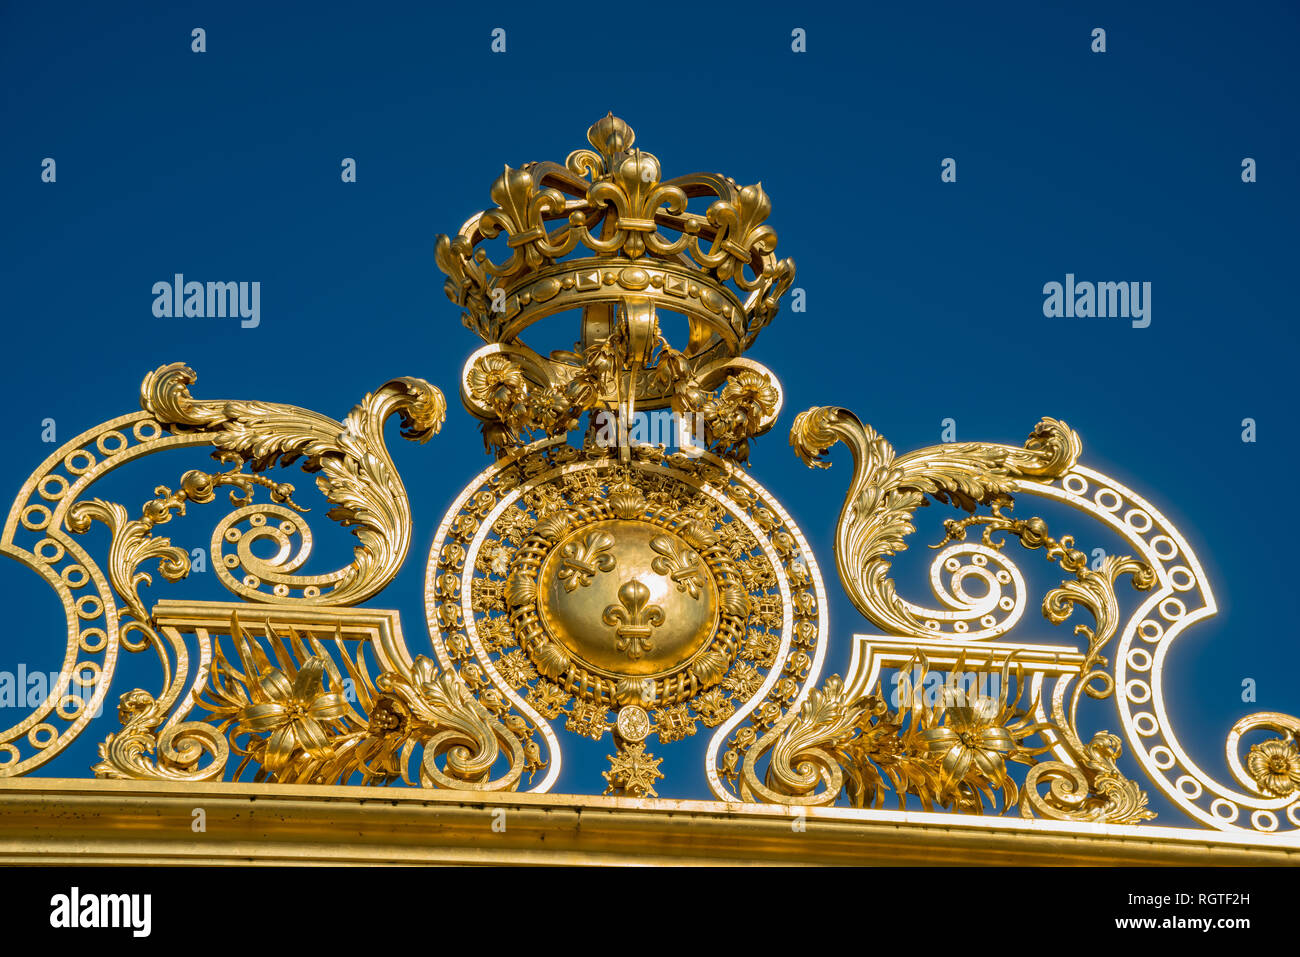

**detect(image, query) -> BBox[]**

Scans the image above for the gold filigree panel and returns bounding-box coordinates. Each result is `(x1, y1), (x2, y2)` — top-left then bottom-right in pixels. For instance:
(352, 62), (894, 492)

(423, 437), (826, 799)
(779, 406), (1300, 838)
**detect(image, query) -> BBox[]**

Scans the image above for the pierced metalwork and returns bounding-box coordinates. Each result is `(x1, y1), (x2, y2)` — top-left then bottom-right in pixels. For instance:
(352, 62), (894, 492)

(0, 114), (1294, 855)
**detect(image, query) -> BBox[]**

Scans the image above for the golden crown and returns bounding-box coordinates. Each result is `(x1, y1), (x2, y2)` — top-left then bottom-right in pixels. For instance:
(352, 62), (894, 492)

(435, 114), (796, 364)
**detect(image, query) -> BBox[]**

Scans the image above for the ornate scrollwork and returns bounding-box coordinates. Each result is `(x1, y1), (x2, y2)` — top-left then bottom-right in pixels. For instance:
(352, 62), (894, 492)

(1023, 732), (1155, 825)
(140, 362), (446, 605)
(1019, 638), (1156, 824)
(781, 407), (1163, 821)
(790, 406), (1080, 637)
(459, 325), (782, 464)
(3, 105), (1296, 862)
(934, 509), (1156, 685)
(0, 362), (443, 777)
(742, 652), (1154, 824)
(788, 404), (1300, 836)
(425, 438), (826, 797)
(92, 689), (228, 782)
(92, 611), (533, 789)
(66, 467), (305, 624)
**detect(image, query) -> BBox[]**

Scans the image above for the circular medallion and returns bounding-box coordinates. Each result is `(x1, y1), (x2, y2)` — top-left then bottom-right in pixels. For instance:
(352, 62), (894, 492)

(502, 475), (750, 708)
(616, 705), (650, 743)
(537, 519), (719, 678)
(424, 439), (827, 797)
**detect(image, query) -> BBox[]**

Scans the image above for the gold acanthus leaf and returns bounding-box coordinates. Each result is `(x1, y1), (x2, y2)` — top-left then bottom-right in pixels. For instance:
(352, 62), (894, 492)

(93, 689), (228, 782)
(138, 362), (446, 606)
(789, 407), (1080, 636)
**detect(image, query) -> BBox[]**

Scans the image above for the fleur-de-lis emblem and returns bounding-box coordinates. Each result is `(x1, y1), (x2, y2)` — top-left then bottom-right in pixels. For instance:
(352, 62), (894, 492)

(695, 182), (776, 280)
(602, 579), (665, 660)
(557, 531), (617, 591)
(479, 165), (573, 270)
(649, 535), (705, 599)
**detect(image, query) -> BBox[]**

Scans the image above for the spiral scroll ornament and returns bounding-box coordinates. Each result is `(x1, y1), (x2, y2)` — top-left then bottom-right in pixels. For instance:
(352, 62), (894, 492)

(0, 362), (444, 777)
(781, 405), (1300, 835)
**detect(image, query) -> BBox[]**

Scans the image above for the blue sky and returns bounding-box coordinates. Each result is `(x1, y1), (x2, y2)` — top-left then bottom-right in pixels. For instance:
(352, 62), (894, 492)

(1, 2), (1297, 815)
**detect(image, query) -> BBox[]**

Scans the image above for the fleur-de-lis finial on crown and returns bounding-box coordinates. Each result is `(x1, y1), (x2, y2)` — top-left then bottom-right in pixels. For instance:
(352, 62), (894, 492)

(435, 114), (796, 363)
(587, 112), (635, 168)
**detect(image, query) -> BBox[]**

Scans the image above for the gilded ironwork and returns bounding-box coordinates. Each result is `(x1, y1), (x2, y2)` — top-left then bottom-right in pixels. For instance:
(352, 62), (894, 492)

(424, 441), (826, 796)
(773, 406), (1300, 835)
(89, 603), (536, 790)
(437, 113), (794, 382)
(603, 740), (664, 798)
(0, 113), (1295, 859)
(0, 362), (443, 776)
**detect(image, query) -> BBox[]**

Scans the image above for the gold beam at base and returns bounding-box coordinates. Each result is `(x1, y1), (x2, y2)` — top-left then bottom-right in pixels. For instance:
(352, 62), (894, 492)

(0, 779), (1295, 866)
